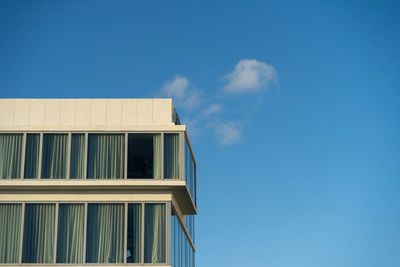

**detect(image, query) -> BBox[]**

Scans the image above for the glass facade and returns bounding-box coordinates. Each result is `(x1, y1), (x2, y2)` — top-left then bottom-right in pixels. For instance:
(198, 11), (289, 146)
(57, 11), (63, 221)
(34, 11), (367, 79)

(0, 132), (196, 186)
(0, 131), (196, 266)
(185, 137), (196, 202)
(172, 210), (195, 267)
(0, 202), (167, 264)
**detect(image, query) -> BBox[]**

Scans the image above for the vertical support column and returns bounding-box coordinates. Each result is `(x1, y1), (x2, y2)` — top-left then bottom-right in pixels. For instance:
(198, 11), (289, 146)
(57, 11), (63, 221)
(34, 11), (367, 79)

(84, 133), (88, 179)
(179, 132), (185, 181)
(166, 202), (172, 265)
(66, 133), (71, 179)
(161, 133), (164, 179)
(38, 133), (43, 179)
(83, 202), (88, 263)
(18, 203), (25, 264)
(124, 133), (128, 179)
(141, 203), (145, 264)
(53, 203), (59, 263)
(124, 202), (128, 263)
(20, 133), (26, 179)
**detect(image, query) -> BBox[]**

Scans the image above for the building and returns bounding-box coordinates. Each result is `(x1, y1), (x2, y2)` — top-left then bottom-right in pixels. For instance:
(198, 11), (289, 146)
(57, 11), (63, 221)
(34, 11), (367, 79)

(0, 99), (196, 267)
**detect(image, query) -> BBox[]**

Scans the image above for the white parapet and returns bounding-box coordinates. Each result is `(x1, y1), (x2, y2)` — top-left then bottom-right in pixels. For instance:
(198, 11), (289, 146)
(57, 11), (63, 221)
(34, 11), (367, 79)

(0, 98), (185, 131)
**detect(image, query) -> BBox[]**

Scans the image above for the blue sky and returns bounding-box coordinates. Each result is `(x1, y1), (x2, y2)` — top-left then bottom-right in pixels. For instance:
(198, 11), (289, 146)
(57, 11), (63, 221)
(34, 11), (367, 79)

(1, 1), (400, 266)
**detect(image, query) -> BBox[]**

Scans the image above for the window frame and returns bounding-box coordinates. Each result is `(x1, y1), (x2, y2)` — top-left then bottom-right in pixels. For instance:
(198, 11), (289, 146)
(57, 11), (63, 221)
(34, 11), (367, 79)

(0, 201), (169, 265)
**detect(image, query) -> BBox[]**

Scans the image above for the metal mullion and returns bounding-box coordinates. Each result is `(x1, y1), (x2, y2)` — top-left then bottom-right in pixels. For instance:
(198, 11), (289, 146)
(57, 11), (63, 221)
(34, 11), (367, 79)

(124, 202), (128, 263)
(83, 202), (88, 263)
(53, 203), (59, 263)
(124, 133), (128, 179)
(179, 132), (184, 181)
(161, 133), (164, 179)
(38, 132), (43, 179)
(18, 202), (25, 264)
(166, 202), (171, 265)
(84, 133), (88, 179)
(66, 133), (71, 179)
(20, 133), (26, 179)
(141, 202), (145, 263)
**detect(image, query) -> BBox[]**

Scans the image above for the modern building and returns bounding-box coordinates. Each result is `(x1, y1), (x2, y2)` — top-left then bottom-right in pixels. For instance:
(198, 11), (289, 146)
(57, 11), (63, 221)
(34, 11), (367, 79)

(0, 99), (196, 267)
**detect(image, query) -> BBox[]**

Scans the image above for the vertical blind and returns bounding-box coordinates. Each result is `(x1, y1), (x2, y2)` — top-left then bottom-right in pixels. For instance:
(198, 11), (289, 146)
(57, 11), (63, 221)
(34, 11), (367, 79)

(24, 134), (40, 179)
(87, 134), (125, 179)
(70, 134), (85, 179)
(0, 204), (21, 263)
(144, 203), (166, 263)
(22, 204), (56, 263)
(164, 134), (179, 179)
(56, 204), (84, 263)
(0, 134), (23, 179)
(86, 204), (124, 263)
(41, 134), (68, 179)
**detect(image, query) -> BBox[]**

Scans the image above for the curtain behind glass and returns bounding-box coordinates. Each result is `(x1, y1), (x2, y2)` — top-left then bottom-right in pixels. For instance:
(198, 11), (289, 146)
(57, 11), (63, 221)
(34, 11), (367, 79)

(0, 204), (21, 263)
(144, 203), (165, 263)
(0, 134), (22, 179)
(24, 134), (40, 179)
(70, 134), (85, 178)
(56, 204), (84, 263)
(164, 134), (179, 179)
(87, 134), (124, 179)
(127, 204), (141, 263)
(22, 204), (55, 263)
(41, 134), (68, 179)
(86, 204), (124, 263)
(153, 134), (161, 179)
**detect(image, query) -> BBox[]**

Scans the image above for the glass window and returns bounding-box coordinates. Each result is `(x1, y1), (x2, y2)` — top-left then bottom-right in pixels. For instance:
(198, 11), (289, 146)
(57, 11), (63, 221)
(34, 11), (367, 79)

(164, 133), (180, 179)
(86, 204), (124, 263)
(22, 204), (56, 263)
(127, 203), (141, 263)
(0, 204), (22, 263)
(56, 204), (84, 263)
(87, 134), (124, 179)
(70, 134), (85, 179)
(0, 134), (23, 179)
(144, 203), (165, 263)
(41, 134), (68, 179)
(128, 134), (161, 179)
(24, 134), (40, 179)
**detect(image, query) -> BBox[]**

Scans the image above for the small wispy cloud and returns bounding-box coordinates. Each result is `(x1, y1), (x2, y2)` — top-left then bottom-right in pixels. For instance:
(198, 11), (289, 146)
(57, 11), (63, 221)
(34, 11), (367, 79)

(223, 59), (278, 94)
(203, 104), (222, 116)
(159, 75), (201, 110)
(215, 121), (242, 145)
(158, 59), (278, 146)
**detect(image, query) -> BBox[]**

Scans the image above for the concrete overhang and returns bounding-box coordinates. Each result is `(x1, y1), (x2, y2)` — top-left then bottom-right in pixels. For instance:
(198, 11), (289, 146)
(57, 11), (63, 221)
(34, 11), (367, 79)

(0, 180), (196, 215)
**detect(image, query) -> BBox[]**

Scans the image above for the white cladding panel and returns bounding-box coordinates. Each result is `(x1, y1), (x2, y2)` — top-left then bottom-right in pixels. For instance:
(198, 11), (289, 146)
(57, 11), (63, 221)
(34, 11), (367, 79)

(0, 98), (179, 131)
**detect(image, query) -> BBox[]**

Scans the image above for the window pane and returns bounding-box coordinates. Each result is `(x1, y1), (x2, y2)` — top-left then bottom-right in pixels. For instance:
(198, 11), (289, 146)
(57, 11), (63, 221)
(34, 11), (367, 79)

(144, 203), (165, 263)
(127, 204), (141, 263)
(0, 134), (23, 179)
(56, 204), (84, 263)
(128, 134), (161, 179)
(41, 134), (68, 179)
(164, 133), (179, 179)
(70, 134), (85, 179)
(22, 204), (56, 263)
(24, 134), (40, 179)
(87, 134), (124, 179)
(0, 204), (22, 263)
(86, 204), (124, 263)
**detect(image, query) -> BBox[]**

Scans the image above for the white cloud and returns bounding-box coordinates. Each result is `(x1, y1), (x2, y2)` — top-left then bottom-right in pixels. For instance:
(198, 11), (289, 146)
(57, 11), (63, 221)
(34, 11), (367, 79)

(160, 75), (188, 99)
(215, 121), (242, 145)
(203, 104), (222, 116)
(223, 59), (278, 93)
(159, 76), (200, 110)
